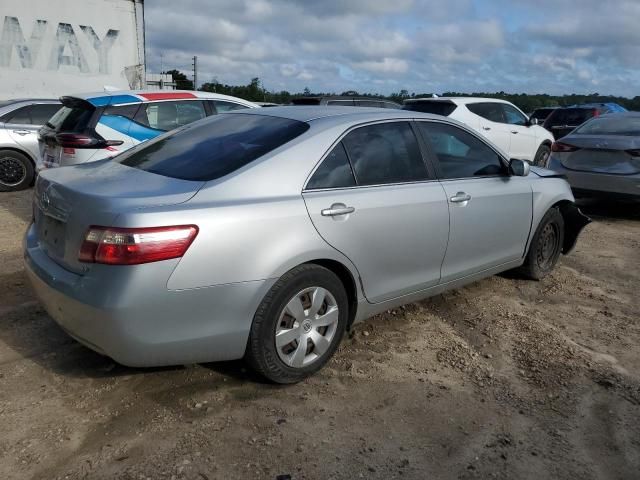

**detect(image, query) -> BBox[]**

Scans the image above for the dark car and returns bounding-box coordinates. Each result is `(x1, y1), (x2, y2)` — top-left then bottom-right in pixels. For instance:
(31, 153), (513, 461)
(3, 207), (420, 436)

(547, 112), (640, 200)
(529, 107), (557, 124)
(543, 103), (628, 140)
(291, 96), (401, 109)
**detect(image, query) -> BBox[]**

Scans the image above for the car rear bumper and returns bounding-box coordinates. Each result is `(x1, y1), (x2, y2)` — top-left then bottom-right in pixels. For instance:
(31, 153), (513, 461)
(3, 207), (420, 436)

(548, 158), (640, 198)
(24, 223), (274, 367)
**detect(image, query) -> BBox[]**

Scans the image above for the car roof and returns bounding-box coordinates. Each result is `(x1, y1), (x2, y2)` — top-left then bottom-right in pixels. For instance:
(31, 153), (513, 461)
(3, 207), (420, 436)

(62, 90), (259, 108)
(293, 96), (398, 102)
(225, 105), (462, 124)
(405, 97), (514, 106)
(598, 111), (640, 118)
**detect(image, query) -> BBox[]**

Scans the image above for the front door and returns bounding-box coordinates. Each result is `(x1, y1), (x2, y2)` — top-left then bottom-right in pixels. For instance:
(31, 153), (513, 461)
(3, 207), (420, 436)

(303, 121), (450, 303)
(416, 121), (533, 282)
(501, 103), (537, 162)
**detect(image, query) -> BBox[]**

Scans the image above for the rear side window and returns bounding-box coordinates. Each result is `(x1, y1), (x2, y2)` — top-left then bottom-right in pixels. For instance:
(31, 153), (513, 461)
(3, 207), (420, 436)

(116, 114), (310, 181)
(355, 100), (384, 108)
(135, 101), (206, 131)
(403, 101), (457, 117)
(327, 100), (356, 106)
(46, 105), (95, 132)
(342, 122), (428, 186)
(418, 122), (504, 179)
(103, 104), (140, 120)
(30, 104), (62, 125)
(306, 143), (356, 190)
(213, 100), (248, 113)
(3, 105), (31, 124)
(291, 98), (322, 105)
(467, 103), (505, 123)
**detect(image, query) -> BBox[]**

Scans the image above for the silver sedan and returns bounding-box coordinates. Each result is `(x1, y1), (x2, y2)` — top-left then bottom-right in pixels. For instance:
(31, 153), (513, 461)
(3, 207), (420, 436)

(24, 107), (590, 383)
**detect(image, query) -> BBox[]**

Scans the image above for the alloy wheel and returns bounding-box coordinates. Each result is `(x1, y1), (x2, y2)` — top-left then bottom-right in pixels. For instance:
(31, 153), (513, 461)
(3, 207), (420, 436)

(0, 156), (27, 187)
(275, 286), (339, 368)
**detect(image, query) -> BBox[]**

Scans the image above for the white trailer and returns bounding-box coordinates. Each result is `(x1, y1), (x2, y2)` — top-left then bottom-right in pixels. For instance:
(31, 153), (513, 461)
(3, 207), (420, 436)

(0, 0), (145, 99)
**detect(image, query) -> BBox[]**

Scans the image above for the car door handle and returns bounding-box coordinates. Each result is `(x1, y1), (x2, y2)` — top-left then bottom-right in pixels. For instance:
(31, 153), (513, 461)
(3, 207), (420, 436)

(12, 129), (30, 135)
(511, 131), (519, 134)
(482, 127), (491, 131)
(321, 205), (355, 217)
(449, 192), (472, 204)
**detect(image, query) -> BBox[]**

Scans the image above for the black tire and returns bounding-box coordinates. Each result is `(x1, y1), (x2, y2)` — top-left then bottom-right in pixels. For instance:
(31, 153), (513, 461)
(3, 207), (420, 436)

(0, 150), (34, 192)
(518, 207), (564, 280)
(245, 264), (349, 384)
(533, 144), (551, 168)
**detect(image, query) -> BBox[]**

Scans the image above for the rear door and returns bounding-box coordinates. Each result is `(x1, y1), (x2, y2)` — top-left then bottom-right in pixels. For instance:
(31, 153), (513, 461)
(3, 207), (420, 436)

(466, 102), (512, 155)
(303, 121), (449, 303)
(416, 121), (532, 282)
(5, 103), (61, 161)
(501, 103), (536, 161)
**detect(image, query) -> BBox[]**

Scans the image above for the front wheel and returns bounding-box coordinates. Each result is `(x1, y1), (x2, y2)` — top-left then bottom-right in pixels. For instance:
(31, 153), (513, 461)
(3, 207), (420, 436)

(518, 207), (564, 280)
(533, 144), (551, 168)
(0, 150), (34, 192)
(245, 264), (349, 384)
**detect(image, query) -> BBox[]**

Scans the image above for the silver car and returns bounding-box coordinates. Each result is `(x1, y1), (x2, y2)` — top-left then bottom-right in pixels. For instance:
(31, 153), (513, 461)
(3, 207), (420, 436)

(547, 112), (640, 200)
(24, 107), (590, 383)
(0, 99), (61, 191)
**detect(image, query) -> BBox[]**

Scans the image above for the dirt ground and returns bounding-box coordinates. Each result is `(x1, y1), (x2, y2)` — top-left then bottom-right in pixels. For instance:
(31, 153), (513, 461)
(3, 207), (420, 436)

(0, 189), (638, 480)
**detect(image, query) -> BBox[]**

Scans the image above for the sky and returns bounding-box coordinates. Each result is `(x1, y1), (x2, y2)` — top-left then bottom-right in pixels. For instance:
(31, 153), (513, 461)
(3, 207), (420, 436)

(145, 0), (640, 97)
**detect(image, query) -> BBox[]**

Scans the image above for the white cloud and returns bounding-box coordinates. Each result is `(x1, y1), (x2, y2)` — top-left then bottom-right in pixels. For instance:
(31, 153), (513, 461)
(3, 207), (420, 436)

(145, 0), (640, 96)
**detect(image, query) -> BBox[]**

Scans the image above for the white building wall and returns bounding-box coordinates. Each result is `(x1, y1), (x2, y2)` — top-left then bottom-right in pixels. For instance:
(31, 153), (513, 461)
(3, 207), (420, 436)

(0, 0), (145, 99)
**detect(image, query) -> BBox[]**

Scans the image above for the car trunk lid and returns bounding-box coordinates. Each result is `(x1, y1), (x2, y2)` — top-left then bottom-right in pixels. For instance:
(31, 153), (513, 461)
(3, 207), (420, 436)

(556, 135), (640, 175)
(34, 161), (205, 273)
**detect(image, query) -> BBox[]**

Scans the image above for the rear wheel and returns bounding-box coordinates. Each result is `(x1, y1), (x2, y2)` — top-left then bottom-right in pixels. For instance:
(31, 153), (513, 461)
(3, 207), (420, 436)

(518, 207), (564, 280)
(533, 144), (551, 168)
(0, 150), (34, 192)
(246, 264), (348, 384)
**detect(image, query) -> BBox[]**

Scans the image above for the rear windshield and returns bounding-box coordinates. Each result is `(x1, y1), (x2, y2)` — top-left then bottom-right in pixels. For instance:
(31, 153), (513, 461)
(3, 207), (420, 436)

(46, 105), (95, 132)
(574, 116), (640, 136)
(116, 114), (310, 181)
(546, 108), (594, 126)
(403, 101), (457, 117)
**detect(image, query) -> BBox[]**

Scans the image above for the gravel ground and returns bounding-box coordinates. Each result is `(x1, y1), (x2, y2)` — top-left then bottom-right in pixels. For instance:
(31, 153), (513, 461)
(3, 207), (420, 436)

(0, 189), (638, 480)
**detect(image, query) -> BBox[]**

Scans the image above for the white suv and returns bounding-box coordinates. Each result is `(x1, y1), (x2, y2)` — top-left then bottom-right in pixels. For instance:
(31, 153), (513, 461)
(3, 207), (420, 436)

(404, 97), (554, 165)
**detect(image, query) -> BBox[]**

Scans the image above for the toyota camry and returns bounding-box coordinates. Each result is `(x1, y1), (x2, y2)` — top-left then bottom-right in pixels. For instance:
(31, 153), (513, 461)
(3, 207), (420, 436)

(24, 107), (590, 383)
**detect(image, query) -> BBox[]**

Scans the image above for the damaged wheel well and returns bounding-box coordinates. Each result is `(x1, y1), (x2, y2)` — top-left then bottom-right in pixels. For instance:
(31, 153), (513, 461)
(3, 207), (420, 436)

(553, 200), (591, 254)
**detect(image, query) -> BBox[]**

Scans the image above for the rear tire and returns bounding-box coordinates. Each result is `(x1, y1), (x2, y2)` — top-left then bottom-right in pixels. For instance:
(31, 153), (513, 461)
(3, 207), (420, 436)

(533, 144), (551, 168)
(518, 207), (564, 280)
(245, 264), (348, 384)
(0, 150), (34, 192)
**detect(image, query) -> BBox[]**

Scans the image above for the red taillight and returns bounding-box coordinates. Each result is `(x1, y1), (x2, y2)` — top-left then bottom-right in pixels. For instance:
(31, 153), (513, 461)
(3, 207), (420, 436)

(78, 225), (199, 265)
(551, 142), (579, 153)
(55, 134), (123, 149)
(55, 133), (98, 148)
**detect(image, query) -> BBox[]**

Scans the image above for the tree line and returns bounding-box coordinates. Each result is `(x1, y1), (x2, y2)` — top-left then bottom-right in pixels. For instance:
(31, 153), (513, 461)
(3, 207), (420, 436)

(164, 70), (640, 112)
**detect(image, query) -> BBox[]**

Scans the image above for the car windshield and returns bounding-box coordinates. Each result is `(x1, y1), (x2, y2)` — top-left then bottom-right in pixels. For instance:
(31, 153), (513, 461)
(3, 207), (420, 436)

(115, 113), (310, 181)
(574, 116), (640, 136)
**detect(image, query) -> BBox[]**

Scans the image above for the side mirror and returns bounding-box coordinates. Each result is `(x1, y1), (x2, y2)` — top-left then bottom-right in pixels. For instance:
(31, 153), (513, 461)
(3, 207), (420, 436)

(509, 158), (530, 176)
(527, 117), (539, 126)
